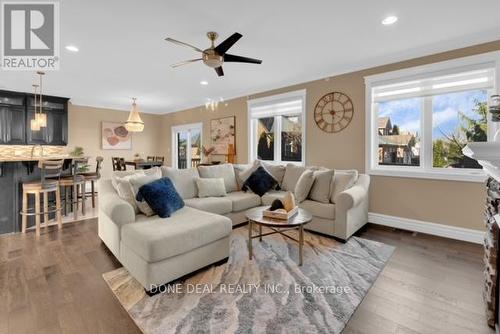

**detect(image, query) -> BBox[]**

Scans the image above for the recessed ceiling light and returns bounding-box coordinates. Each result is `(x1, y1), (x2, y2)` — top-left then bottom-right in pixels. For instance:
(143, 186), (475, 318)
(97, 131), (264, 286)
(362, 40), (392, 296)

(382, 16), (398, 25)
(65, 45), (79, 52)
(200, 80), (208, 85)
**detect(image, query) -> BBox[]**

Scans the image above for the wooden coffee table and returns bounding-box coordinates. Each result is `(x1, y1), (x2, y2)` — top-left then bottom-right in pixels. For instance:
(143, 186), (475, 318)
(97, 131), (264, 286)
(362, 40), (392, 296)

(245, 206), (312, 266)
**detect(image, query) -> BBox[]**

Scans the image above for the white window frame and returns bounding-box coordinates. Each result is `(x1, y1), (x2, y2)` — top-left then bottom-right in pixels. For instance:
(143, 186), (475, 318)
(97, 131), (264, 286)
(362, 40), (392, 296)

(171, 122), (202, 169)
(365, 51), (500, 182)
(247, 89), (307, 165)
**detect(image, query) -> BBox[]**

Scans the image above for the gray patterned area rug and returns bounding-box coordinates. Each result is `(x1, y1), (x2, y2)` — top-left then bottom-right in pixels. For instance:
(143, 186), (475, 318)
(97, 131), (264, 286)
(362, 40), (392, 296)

(103, 226), (394, 334)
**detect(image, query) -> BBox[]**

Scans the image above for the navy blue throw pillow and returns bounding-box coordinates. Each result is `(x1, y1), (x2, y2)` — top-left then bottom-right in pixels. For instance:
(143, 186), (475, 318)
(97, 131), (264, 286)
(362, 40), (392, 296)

(242, 166), (278, 197)
(136, 177), (184, 218)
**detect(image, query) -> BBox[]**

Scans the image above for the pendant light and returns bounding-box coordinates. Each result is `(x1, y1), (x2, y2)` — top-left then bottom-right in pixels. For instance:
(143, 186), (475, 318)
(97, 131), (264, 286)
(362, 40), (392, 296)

(30, 71), (47, 131)
(36, 71), (47, 128)
(124, 97), (145, 132)
(30, 84), (41, 131)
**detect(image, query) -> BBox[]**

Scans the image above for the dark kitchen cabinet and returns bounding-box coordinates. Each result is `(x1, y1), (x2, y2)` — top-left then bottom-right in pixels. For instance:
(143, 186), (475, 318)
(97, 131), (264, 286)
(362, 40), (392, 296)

(0, 106), (26, 144)
(46, 109), (68, 145)
(0, 90), (69, 146)
(0, 92), (26, 144)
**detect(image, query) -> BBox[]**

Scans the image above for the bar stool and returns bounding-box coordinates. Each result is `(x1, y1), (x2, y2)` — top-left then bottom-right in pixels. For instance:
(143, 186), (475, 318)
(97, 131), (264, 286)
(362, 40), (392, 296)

(59, 158), (87, 220)
(81, 156), (103, 208)
(21, 160), (64, 237)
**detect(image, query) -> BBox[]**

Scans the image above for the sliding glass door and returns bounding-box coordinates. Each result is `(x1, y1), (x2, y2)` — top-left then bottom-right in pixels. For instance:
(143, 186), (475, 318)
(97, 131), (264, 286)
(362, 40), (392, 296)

(171, 123), (202, 169)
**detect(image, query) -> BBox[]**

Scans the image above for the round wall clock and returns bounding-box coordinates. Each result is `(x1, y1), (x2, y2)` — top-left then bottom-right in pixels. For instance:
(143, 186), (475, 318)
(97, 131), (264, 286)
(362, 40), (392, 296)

(314, 92), (354, 133)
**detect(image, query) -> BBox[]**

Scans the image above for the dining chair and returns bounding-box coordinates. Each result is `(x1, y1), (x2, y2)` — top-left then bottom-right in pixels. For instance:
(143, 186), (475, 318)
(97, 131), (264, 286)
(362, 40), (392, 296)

(112, 157), (126, 171)
(147, 156), (155, 161)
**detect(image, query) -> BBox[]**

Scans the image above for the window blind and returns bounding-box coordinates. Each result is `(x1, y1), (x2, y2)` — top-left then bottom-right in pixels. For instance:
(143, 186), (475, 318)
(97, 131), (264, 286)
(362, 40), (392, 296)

(372, 67), (495, 103)
(249, 98), (303, 118)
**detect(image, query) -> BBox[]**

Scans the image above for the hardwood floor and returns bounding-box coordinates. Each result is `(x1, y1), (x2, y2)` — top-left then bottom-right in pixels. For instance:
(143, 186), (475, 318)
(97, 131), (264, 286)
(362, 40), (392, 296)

(0, 219), (493, 334)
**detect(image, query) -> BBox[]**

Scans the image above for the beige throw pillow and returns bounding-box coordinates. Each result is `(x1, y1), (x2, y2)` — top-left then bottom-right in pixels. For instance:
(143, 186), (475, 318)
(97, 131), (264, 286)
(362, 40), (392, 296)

(234, 161), (260, 189)
(331, 169), (359, 203)
(260, 161), (286, 185)
(294, 170), (315, 203)
(309, 169), (334, 203)
(129, 174), (162, 216)
(161, 167), (199, 199)
(198, 164), (238, 193)
(196, 178), (227, 198)
(113, 168), (163, 214)
(282, 164), (306, 192)
(115, 175), (140, 214)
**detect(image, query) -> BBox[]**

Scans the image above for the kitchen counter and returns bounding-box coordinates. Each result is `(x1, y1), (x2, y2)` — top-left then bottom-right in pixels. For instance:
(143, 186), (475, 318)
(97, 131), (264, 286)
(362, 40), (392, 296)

(0, 155), (70, 162)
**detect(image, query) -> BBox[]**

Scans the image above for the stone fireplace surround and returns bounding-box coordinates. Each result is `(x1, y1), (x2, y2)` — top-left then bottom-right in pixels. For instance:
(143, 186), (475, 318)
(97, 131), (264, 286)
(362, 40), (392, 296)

(464, 142), (500, 330)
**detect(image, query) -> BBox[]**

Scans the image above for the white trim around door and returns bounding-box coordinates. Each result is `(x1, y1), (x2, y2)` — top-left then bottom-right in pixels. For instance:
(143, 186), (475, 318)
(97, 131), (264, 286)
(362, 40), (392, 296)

(171, 122), (203, 169)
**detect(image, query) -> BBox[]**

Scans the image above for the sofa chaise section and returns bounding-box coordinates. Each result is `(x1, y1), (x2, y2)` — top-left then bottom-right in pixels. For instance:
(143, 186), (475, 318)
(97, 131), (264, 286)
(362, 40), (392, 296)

(98, 178), (232, 291)
(121, 207), (232, 290)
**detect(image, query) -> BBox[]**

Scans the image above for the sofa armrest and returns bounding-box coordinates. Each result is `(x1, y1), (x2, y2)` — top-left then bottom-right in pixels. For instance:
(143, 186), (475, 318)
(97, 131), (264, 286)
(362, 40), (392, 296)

(100, 192), (136, 227)
(334, 174), (370, 241)
(336, 174), (370, 210)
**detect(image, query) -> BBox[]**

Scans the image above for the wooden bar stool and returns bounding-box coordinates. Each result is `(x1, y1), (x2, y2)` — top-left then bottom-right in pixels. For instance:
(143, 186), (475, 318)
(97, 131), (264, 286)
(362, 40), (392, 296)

(21, 160), (64, 237)
(59, 158), (88, 220)
(81, 156), (103, 208)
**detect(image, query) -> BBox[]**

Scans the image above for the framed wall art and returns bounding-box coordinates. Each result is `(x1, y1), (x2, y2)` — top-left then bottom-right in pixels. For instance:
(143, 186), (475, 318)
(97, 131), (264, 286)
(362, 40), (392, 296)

(210, 116), (235, 155)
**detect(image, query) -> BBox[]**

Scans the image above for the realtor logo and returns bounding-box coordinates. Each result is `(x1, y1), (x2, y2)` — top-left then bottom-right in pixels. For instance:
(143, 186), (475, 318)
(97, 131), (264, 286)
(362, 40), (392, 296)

(1, 1), (60, 70)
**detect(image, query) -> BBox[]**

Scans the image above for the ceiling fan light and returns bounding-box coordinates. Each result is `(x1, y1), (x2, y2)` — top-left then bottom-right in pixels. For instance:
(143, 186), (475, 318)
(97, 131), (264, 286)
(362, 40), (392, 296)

(125, 99), (145, 132)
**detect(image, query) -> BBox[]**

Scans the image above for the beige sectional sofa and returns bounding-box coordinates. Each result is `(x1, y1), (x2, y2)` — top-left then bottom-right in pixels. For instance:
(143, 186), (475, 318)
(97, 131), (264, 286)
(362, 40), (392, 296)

(98, 162), (369, 291)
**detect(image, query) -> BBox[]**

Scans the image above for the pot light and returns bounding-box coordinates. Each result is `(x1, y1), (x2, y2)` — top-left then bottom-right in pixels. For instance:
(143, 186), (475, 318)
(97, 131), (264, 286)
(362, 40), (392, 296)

(200, 80), (208, 85)
(65, 45), (79, 52)
(382, 16), (398, 25)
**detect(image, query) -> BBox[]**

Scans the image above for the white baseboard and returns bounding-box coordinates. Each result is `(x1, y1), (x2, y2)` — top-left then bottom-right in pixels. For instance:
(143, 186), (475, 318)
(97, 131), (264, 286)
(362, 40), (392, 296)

(368, 212), (484, 244)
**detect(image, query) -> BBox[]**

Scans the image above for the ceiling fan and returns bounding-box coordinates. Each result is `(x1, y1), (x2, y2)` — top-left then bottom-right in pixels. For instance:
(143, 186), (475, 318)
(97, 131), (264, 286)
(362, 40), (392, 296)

(165, 32), (262, 77)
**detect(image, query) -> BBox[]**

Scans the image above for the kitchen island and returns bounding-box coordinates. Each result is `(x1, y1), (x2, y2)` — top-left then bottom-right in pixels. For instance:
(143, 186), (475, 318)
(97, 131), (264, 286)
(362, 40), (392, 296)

(0, 156), (71, 234)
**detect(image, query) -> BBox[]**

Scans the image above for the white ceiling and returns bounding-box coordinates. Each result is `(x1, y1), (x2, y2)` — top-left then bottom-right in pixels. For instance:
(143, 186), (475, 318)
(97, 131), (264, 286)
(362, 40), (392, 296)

(2, 0), (500, 114)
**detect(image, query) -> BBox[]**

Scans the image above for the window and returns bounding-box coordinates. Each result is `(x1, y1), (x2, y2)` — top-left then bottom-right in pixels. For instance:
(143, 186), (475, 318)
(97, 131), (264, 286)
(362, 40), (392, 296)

(171, 123), (202, 169)
(248, 90), (306, 164)
(365, 52), (498, 182)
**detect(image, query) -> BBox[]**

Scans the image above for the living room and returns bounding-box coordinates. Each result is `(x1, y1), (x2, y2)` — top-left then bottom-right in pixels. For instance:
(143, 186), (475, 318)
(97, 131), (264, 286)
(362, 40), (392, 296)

(0, 1), (499, 333)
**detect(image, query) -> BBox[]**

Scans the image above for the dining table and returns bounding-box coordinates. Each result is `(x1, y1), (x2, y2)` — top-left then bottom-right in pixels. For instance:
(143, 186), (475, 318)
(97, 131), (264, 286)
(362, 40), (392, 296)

(125, 160), (163, 170)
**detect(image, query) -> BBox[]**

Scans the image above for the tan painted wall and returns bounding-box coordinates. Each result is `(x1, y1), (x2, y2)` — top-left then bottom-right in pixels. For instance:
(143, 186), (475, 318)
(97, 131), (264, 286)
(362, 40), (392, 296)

(67, 104), (164, 180)
(161, 40), (500, 231)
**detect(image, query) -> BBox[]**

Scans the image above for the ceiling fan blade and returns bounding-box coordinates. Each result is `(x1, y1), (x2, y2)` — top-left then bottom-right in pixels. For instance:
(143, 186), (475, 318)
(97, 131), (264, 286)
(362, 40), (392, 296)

(170, 58), (202, 68)
(214, 32), (242, 55)
(165, 37), (204, 53)
(224, 54), (262, 64)
(214, 66), (224, 77)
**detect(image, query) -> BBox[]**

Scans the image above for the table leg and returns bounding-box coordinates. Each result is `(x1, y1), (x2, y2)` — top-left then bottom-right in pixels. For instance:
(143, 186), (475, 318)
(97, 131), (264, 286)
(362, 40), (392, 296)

(299, 225), (304, 266)
(259, 224), (262, 242)
(248, 220), (253, 260)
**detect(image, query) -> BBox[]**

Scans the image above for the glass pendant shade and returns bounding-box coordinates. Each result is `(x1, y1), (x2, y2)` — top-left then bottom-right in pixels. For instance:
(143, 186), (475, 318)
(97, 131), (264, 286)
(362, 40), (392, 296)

(37, 112), (47, 127)
(125, 99), (145, 132)
(30, 118), (41, 131)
